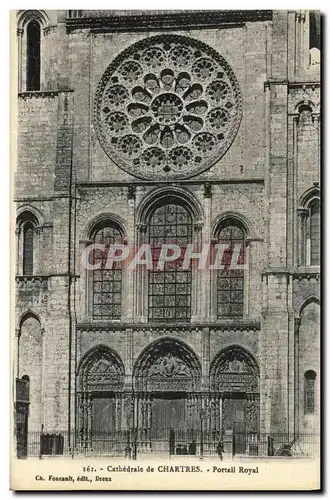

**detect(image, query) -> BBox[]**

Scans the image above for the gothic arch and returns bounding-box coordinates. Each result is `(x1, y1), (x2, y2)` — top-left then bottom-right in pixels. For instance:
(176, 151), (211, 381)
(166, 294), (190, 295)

(299, 186), (320, 208)
(295, 101), (317, 114)
(16, 205), (45, 228)
(17, 10), (50, 30)
(298, 295), (320, 318)
(16, 310), (43, 332)
(136, 185), (204, 227)
(78, 345), (125, 393)
(211, 212), (252, 239)
(82, 212), (128, 241)
(133, 337), (202, 391)
(210, 344), (259, 392)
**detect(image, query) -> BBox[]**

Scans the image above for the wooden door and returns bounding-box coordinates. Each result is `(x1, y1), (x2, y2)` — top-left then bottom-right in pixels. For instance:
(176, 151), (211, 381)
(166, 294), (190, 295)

(151, 398), (186, 451)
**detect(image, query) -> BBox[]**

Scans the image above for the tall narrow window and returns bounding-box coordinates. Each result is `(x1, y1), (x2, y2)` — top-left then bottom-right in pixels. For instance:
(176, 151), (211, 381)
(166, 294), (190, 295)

(23, 222), (34, 275)
(304, 370), (316, 414)
(217, 222), (245, 318)
(68, 10), (83, 18)
(148, 203), (192, 322)
(26, 21), (40, 91)
(92, 224), (123, 320)
(310, 199), (320, 265)
(309, 11), (321, 51)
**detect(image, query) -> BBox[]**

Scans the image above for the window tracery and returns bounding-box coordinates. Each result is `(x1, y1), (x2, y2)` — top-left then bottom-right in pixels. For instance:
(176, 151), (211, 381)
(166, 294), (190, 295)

(148, 203), (192, 322)
(92, 224), (123, 320)
(95, 35), (242, 180)
(304, 370), (316, 414)
(216, 222), (245, 318)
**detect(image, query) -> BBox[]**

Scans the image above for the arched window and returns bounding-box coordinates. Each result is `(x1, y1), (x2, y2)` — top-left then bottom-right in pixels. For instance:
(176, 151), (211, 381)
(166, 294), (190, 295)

(26, 21), (41, 91)
(309, 11), (321, 51)
(217, 221), (245, 318)
(299, 192), (320, 267)
(310, 199), (320, 265)
(148, 203), (192, 321)
(304, 370), (316, 414)
(23, 222), (34, 275)
(68, 10), (83, 18)
(309, 11), (321, 66)
(16, 210), (40, 276)
(92, 224), (123, 320)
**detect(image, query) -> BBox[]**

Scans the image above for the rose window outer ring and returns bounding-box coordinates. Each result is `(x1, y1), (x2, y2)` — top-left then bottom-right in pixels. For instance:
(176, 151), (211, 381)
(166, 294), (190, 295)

(94, 34), (242, 180)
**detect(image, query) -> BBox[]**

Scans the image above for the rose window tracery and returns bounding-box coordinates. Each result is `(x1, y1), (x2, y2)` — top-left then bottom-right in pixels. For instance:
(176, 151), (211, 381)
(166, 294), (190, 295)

(95, 35), (242, 180)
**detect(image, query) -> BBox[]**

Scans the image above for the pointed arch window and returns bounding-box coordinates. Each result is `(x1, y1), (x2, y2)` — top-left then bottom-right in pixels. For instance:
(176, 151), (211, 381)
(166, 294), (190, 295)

(304, 370), (316, 414)
(26, 21), (41, 91)
(309, 11), (321, 51)
(216, 221), (245, 318)
(309, 11), (321, 65)
(310, 199), (320, 265)
(92, 224), (123, 320)
(17, 212), (39, 276)
(148, 202), (192, 321)
(23, 222), (34, 275)
(300, 196), (320, 266)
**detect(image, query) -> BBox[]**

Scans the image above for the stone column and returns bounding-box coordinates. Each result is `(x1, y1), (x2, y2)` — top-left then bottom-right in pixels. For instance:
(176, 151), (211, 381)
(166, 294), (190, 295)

(219, 394), (223, 434)
(17, 29), (23, 92)
(78, 239), (92, 321)
(294, 317), (301, 437)
(297, 208), (309, 266)
(202, 183), (212, 321)
(15, 228), (21, 275)
(191, 223), (203, 322)
(86, 393), (93, 449)
(202, 327), (210, 390)
(292, 115), (299, 267)
(35, 227), (41, 275)
(125, 186), (136, 321)
(115, 394), (122, 432)
(79, 393), (87, 448)
(312, 113), (320, 183)
(135, 224), (148, 322)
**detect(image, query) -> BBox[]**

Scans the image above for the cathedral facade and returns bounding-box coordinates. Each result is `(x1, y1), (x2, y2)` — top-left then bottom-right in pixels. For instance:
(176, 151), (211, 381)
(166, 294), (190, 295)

(14, 10), (320, 456)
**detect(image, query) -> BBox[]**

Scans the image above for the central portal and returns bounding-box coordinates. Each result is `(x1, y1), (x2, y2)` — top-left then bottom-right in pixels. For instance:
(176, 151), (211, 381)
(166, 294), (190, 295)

(151, 394), (187, 452)
(133, 338), (202, 453)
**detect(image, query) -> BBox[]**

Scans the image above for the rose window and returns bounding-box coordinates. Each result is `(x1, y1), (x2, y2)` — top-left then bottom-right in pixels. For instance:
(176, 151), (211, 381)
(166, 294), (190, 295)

(95, 35), (242, 180)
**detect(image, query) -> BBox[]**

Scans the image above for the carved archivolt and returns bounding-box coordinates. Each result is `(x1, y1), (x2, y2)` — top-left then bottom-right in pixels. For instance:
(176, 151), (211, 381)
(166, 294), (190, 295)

(78, 346), (124, 392)
(210, 345), (259, 392)
(133, 337), (202, 391)
(94, 34), (242, 180)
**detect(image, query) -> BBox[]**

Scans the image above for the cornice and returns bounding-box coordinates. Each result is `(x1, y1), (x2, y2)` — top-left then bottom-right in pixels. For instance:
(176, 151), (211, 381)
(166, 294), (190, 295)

(18, 89), (74, 100)
(264, 80), (320, 91)
(66, 10), (272, 33)
(76, 320), (261, 333)
(261, 267), (320, 281)
(292, 268), (320, 281)
(76, 178), (265, 190)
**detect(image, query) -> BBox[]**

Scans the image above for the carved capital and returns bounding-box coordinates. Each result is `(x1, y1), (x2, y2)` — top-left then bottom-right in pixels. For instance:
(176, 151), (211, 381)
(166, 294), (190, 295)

(137, 223), (147, 234)
(312, 113), (320, 124)
(297, 207), (309, 219)
(294, 317), (301, 334)
(204, 183), (212, 198)
(194, 221), (203, 232)
(127, 185), (136, 200)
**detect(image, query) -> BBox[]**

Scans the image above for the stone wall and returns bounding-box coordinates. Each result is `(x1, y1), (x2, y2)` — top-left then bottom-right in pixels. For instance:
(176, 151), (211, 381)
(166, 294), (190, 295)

(14, 10), (320, 439)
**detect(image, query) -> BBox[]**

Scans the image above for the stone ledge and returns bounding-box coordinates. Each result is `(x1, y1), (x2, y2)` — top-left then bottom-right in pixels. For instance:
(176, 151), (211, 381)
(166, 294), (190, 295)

(18, 90), (74, 100)
(66, 10), (272, 33)
(77, 320), (261, 333)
